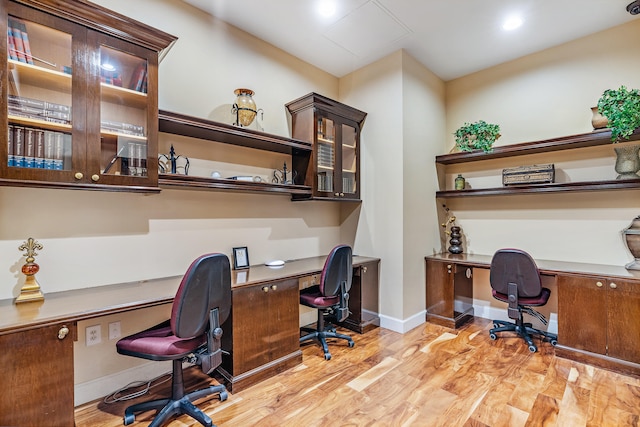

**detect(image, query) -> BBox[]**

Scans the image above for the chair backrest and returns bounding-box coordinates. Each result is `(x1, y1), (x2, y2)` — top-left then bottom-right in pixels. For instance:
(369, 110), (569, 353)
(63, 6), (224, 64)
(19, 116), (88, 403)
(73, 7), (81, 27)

(489, 248), (542, 298)
(171, 253), (231, 339)
(319, 245), (353, 297)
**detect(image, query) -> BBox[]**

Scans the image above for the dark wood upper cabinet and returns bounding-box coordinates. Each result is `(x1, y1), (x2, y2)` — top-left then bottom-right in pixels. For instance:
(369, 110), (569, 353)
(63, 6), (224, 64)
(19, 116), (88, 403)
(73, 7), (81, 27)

(286, 92), (367, 201)
(1, 0), (176, 192)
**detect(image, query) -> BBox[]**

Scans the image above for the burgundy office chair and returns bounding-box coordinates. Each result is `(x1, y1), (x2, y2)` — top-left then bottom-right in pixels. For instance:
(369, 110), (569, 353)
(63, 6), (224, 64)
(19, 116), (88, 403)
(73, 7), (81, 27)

(300, 244), (355, 360)
(489, 248), (558, 352)
(116, 253), (231, 427)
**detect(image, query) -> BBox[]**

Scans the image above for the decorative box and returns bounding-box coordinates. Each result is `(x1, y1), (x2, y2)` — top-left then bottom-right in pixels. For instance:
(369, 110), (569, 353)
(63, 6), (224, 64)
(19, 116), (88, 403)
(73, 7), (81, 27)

(502, 164), (555, 186)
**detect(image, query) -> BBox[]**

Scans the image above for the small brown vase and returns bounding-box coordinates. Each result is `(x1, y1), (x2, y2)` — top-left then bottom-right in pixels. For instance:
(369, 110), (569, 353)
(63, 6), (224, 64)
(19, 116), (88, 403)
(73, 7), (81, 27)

(591, 106), (609, 130)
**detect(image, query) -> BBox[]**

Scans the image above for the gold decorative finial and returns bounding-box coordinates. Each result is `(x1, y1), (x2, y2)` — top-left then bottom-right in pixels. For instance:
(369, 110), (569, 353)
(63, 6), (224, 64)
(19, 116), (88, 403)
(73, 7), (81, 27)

(15, 237), (45, 304)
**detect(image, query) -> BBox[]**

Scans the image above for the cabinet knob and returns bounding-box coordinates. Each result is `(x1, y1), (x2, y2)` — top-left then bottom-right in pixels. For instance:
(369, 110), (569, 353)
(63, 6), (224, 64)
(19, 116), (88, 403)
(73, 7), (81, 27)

(271, 285), (277, 291)
(58, 325), (70, 340)
(335, 192), (340, 197)
(91, 174), (100, 182)
(610, 282), (617, 289)
(596, 281), (603, 287)
(340, 193), (344, 197)
(362, 266), (367, 273)
(74, 172), (83, 180)
(447, 264), (452, 273)
(262, 286), (269, 293)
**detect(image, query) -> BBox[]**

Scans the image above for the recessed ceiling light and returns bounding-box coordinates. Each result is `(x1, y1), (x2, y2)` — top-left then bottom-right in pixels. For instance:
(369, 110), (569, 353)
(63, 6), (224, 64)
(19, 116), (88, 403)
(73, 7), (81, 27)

(317, 0), (337, 18)
(502, 16), (523, 31)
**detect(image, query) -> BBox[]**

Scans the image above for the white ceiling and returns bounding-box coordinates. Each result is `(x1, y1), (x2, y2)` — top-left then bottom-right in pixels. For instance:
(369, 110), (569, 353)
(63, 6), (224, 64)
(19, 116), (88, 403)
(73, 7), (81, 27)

(182, 0), (639, 81)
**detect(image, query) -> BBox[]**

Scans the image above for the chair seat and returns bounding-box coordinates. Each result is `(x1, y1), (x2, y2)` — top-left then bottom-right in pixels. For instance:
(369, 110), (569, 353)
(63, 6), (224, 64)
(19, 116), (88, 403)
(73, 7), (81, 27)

(116, 320), (206, 361)
(300, 285), (339, 308)
(492, 287), (551, 306)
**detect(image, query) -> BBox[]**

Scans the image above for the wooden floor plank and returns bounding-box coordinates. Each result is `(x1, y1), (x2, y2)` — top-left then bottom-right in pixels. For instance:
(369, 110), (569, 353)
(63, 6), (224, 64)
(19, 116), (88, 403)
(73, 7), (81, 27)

(75, 318), (640, 427)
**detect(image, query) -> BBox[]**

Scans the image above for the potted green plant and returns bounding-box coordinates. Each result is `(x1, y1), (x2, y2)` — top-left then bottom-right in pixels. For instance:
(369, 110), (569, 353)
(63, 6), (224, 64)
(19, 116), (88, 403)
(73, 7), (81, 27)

(454, 120), (500, 153)
(597, 85), (640, 142)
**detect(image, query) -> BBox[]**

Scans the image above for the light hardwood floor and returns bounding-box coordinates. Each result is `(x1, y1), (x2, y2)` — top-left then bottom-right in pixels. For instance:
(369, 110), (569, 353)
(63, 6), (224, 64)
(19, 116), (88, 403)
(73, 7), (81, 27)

(75, 318), (640, 426)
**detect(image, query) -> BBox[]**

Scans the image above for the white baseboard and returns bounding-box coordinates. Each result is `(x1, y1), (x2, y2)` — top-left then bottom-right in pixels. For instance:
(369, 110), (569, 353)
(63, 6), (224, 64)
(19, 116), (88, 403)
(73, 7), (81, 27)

(379, 310), (426, 333)
(75, 360), (172, 406)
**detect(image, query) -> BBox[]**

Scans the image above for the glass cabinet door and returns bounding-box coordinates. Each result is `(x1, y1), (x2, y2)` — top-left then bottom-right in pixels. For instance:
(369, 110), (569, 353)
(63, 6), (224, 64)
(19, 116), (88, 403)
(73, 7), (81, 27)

(5, 10), (77, 178)
(98, 44), (149, 180)
(341, 123), (358, 197)
(316, 116), (335, 194)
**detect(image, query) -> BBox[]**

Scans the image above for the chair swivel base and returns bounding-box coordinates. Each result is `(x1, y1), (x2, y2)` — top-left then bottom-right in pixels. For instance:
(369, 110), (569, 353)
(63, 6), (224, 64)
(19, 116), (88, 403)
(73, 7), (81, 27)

(300, 325), (354, 360)
(123, 384), (228, 427)
(489, 320), (558, 353)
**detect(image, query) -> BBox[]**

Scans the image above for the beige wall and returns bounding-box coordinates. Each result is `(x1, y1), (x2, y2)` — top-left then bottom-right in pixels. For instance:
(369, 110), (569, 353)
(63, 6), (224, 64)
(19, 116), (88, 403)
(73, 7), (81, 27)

(339, 50), (446, 327)
(445, 20), (640, 319)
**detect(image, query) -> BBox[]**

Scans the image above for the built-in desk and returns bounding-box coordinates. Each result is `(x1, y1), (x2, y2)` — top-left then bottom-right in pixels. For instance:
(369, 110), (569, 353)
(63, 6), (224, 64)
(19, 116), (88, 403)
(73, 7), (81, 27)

(426, 253), (640, 378)
(0, 255), (379, 427)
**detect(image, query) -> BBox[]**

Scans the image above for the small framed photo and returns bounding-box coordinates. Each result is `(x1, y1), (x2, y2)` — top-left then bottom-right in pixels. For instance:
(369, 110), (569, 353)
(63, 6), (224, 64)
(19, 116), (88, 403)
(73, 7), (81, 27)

(232, 246), (250, 269)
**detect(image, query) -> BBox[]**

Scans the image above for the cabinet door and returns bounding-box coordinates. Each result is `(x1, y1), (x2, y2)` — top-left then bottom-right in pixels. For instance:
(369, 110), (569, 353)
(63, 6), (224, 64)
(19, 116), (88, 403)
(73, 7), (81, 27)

(557, 274), (607, 354)
(606, 278), (640, 363)
(315, 114), (337, 198)
(267, 279), (300, 361)
(425, 259), (453, 326)
(230, 283), (271, 373)
(88, 31), (158, 188)
(0, 323), (75, 427)
(344, 261), (380, 333)
(3, 4), (85, 183)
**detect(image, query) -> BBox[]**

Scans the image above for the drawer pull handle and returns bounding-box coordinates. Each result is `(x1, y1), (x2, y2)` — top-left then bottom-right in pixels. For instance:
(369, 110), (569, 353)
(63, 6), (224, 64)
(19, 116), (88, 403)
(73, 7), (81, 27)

(74, 172), (83, 180)
(610, 282), (617, 289)
(596, 281), (603, 287)
(58, 325), (69, 340)
(91, 174), (100, 182)
(262, 286), (269, 293)
(271, 285), (277, 291)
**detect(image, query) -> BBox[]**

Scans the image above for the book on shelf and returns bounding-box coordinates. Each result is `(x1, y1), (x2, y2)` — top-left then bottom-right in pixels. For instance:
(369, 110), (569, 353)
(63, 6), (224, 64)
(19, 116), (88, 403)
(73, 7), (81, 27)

(43, 131), (55, 170)
(118, 141), (147, 176)
(8, 125), (15, 166)
(128, 62), (147, 93)
(9, 104), (71, 122)
(13, 126), (25, 167)
(35, 129), (45, 168)
(8, 95), (71, 114)
(100, 119), (145, 137)
(8, 17), (33, 64)
(24, 128), (36, 168)
(7, 24), (18, 61)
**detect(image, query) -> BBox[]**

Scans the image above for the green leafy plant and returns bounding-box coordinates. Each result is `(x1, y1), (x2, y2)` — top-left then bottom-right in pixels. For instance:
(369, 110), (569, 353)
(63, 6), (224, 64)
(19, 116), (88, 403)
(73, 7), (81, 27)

(597, 85), (640, 142)
(454, 120), (500, 153)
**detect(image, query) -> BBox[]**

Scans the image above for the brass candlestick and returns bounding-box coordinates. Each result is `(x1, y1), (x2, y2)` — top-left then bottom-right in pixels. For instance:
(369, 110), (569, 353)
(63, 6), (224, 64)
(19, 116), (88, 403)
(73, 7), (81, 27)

(16, 237), (44, 304)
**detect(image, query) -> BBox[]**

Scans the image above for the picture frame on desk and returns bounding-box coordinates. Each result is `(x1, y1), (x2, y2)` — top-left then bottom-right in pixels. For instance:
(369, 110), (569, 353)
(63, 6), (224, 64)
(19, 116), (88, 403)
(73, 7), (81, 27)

(233, 246), (250, 269)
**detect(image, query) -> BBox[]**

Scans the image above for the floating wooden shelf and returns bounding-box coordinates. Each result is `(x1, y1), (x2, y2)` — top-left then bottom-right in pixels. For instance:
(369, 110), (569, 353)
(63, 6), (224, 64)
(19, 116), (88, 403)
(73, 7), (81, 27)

(436, 128), (640, 165)
(436, 128), (640, 197)
(159, 174), (312, 196)
(159, 110), (312, 155)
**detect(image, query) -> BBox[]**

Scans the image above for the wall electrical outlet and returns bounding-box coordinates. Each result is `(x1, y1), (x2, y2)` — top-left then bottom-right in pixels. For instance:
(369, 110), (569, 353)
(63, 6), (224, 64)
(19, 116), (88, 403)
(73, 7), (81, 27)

(86, 324), (102, 346)
(108, 321), (121, 340)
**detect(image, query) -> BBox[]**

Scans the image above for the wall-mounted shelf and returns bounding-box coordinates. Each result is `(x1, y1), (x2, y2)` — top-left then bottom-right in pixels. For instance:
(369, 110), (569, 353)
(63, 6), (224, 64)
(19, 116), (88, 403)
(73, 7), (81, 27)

(159, 110), (312, 155)
(436, 128), (640, 198)
(158, 110), (313, 196)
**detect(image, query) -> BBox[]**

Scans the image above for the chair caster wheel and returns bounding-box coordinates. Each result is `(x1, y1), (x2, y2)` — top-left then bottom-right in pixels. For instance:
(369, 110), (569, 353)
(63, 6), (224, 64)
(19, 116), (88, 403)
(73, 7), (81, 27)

(528, 345), (537, 353)
(219, 391), (228, 401)
(324, 353), (331, 360)
(348, 341), (355, 348)
(489, 333), (497, 340)
(123, 414), (135, 426)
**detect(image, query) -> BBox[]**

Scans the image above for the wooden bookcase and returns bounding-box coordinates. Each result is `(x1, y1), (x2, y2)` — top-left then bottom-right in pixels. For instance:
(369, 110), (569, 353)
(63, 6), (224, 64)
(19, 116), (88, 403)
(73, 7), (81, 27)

(1, 0), (176, 193)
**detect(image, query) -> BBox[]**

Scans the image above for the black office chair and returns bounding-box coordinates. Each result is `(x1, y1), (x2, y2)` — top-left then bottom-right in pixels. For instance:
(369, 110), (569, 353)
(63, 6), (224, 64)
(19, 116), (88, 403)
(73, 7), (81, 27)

(489, 248), (558, 353)
(116, 253), (231, 427)
(300, 244), (355, 360)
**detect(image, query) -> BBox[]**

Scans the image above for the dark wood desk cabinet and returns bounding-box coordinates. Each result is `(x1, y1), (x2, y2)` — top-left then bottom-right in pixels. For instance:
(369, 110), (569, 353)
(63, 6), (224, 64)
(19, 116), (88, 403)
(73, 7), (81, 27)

(425, 253), (640, 377)
(556, 273), (640, 370)
(425, 258), (474, 329)
(0, 322), (77, 427)
(218, 278), (302, 393)
(343, 259), (380, 333)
